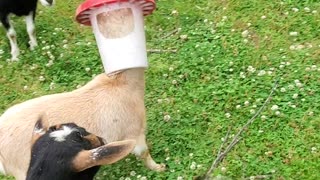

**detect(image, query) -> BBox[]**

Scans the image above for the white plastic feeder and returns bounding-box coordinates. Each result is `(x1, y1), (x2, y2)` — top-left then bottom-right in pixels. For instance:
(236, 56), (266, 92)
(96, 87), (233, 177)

(76, 0), (156, 74)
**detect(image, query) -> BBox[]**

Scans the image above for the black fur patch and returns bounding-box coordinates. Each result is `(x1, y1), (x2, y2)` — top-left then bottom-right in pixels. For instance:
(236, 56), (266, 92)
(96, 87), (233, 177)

(26, 123), (104, 180)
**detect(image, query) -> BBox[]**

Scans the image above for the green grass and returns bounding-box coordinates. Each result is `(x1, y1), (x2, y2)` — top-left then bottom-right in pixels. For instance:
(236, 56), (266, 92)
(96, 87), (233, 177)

(1, 0), (320, 179)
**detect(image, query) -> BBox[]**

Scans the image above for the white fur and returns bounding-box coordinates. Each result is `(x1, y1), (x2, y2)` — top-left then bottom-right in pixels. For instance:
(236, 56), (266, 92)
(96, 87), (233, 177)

(25, 12), (37, 50)
(2, 106), (23, 118)
(0, 116), (4, 124)
(132, 144), (147, 156)
(39, 0), (54, 7)
(90, 148), (100, 160)
(34, 127), (45, 135)
(6, 27), (19, 61)
(49, 126), (75, 142)
(0, 160), (6, 175)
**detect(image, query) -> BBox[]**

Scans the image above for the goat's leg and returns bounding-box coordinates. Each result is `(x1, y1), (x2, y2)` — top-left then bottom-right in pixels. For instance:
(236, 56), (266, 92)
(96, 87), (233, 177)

(0, 14), (19, 61)
(25, 11), (37, 50)
(15, 172), (26, 180)
(132, 134), (166, 172)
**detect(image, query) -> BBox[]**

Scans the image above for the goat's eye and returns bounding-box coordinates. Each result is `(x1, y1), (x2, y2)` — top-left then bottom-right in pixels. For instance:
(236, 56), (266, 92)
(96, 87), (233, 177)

(76, 132), (83, 138)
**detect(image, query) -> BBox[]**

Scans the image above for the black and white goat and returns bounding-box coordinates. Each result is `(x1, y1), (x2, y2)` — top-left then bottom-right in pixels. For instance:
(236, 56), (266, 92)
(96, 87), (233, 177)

(26, 119), (136, 180)
(0, 0), (54, 60)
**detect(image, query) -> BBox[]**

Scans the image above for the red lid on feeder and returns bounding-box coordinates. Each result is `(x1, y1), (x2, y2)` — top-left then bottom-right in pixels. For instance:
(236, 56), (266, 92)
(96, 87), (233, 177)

(76, 0), (156, 26)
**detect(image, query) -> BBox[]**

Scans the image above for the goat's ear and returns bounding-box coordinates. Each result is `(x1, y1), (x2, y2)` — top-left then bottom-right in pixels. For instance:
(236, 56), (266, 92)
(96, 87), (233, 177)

(72, 139), (136, 172)
(31, 118), (49, 145)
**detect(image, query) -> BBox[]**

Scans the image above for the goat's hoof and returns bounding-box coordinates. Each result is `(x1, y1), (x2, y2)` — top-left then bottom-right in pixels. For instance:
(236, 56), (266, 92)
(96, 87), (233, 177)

(11, 50), (20, 61)
(30, 43), (38, 51)
(153, 163), (166, 172)
(11, 56), (19, 62)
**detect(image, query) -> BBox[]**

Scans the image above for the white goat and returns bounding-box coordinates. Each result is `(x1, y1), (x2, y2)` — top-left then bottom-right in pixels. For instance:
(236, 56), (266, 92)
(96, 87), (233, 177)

(0, 68), (165, 180)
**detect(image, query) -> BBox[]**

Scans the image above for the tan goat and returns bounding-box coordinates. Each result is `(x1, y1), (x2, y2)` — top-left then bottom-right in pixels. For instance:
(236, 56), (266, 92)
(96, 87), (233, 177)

(0, 68), (165, 180)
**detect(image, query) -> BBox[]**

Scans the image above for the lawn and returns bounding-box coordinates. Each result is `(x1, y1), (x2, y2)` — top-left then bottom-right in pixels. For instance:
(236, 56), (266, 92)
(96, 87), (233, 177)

(0, 0), (319, 179)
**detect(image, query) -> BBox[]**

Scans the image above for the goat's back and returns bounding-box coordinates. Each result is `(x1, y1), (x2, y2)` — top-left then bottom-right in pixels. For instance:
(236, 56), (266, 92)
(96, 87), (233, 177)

(0, 0), (38, 16)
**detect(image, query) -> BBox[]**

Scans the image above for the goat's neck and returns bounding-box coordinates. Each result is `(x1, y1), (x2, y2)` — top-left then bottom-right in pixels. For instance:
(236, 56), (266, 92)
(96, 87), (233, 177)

(80, 68), (145, 94)
(113, 68), (145, 87)
(115, 68), (145, 90)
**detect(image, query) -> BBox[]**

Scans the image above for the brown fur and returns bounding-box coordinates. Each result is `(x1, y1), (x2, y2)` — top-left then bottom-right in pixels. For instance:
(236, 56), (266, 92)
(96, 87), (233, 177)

(0, 68), (165, 180)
